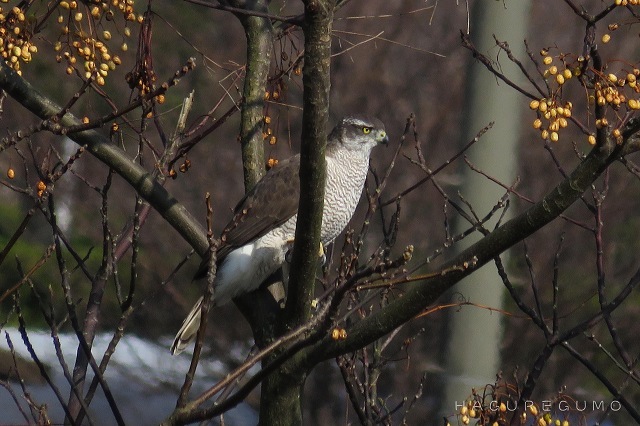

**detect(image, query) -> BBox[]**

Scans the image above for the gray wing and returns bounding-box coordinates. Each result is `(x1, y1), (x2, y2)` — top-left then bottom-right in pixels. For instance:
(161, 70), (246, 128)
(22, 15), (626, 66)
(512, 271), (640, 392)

(193, 155), (301, 279)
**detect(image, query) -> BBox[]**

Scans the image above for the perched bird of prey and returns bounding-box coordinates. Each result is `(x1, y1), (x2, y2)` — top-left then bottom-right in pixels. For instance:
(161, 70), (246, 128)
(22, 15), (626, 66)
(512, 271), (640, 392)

(171, 115), (388, 355)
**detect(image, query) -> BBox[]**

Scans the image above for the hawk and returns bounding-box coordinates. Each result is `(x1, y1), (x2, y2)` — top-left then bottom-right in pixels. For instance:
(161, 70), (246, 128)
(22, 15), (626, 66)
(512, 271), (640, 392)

(171, 115), (388, 355)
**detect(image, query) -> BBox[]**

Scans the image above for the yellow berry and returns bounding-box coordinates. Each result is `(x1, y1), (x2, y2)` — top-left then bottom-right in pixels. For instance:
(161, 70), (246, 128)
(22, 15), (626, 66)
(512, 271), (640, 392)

(538, 101), (548, 112)
(602, 34), (611, 43)
(532, 118), (542, 129)
(556, 74), (565, 85)
(548, 65), (558, 75)
(588, 134), (596, 145)
(550, 131), (559, 142)
(543, 56), (553, 65)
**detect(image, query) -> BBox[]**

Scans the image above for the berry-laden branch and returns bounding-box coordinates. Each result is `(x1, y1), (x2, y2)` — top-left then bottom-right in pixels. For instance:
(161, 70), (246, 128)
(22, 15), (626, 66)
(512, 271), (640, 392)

(0, 59), (209, 257)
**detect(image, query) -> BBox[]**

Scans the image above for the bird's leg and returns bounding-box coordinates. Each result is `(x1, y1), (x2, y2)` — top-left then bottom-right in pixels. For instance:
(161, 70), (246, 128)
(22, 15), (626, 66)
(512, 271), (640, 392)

(318, 241), (326, 265)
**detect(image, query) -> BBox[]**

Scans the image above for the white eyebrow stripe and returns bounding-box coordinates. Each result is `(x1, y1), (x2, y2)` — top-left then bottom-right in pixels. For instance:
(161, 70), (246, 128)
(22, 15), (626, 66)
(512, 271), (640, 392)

(344, 117), (373, 127)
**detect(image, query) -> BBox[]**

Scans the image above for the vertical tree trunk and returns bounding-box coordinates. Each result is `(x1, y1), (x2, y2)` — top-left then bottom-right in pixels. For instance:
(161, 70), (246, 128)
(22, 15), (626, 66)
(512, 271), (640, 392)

(227, 1), (278, 342)
(260, 1), (335, 425)
(235, 2), (272, 190)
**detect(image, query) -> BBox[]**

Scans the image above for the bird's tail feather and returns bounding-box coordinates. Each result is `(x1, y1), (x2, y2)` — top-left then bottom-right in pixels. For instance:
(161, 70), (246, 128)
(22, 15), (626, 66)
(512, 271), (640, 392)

(170, 296), (204, 355)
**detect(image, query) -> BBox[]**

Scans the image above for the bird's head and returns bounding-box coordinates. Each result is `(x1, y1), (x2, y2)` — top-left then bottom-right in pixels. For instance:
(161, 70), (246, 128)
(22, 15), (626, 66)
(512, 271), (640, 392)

(328, 115), (389, 154)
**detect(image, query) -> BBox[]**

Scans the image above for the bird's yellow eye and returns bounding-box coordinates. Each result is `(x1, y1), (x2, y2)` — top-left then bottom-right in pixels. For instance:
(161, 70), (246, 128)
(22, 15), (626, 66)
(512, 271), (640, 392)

(362, 127), (371, 134)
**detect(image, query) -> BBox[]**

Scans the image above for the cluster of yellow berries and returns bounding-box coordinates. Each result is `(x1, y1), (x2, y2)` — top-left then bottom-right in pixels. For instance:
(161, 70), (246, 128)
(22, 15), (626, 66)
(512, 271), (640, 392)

(262, 115), (277, 145)
(529, 98), (573, 143)
(53, 0), (139, 85)
(587, 70), (640, 144)
(540, 50), (579, 86)
(264, 89), (281, 101)
(0, 3), (38, 75)
(266, 157), (279, 169)
(451, 399), (571, 426)
(36, 180), (46, 197)
(528, 50), (580, 143)
(614, 0), (640, 5)
(262, 114), (279, 169)
(593, 71), (640, 109)
(534, 47), (640, 145)
(331, 328), (347, 340)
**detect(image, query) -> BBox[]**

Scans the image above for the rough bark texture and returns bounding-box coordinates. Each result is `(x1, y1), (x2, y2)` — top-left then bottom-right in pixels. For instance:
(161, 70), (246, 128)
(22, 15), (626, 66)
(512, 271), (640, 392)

(260, 1), (335, 425)
(233, 1), (272, 190)
(285, 0), (334, 333)
(224, 0), (280, 349)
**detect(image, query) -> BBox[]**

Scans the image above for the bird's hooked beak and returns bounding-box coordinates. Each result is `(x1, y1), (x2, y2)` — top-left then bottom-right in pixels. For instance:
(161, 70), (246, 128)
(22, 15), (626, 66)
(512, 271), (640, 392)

(377, 130), (390, 146)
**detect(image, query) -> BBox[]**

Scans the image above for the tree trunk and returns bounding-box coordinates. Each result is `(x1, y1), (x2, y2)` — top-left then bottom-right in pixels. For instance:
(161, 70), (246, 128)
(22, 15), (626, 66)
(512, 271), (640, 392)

(260, 1), (336, 424)
(258, 363), (307, 426)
